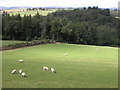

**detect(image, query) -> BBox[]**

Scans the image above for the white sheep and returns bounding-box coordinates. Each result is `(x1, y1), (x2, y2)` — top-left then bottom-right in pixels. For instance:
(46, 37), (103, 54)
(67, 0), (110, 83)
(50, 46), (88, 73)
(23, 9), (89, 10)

(11, 69), (16, 74)
(65, 53), (67, 56)
(21, 72), (26, 77)
(19, 69), (22, 74)
(19, 59), (24, 63)
(43, 66), (49, 70)
(51, 68), (56, 73)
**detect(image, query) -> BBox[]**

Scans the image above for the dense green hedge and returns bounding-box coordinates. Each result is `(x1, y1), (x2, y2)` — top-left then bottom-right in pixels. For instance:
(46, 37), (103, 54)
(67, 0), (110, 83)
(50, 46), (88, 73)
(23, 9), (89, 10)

(2, 40), (55, 50)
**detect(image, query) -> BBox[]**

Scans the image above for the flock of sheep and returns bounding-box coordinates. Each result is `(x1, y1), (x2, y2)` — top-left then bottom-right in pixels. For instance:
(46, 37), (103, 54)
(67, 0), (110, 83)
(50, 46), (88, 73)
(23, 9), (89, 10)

(11, 57), (58, 77)
(11, 53), (68, 77)
(11, 48), (101, 77)
(11, 69), (26, 77)
(11, 59), (27, 77)
(11, 49), (101, 77)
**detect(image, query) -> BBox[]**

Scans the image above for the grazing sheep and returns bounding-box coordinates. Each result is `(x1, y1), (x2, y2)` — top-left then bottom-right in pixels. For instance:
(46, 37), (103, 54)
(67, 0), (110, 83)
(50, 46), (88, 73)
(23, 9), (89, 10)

(19, 59), (24, 63)
(65, 53), (67, 56)
(51, 68), (56, 73)
(43, 66), (49, 70)
(19, 69), (22, 74)
(11, 69), (16, 74)
(21, 72), (26, 77)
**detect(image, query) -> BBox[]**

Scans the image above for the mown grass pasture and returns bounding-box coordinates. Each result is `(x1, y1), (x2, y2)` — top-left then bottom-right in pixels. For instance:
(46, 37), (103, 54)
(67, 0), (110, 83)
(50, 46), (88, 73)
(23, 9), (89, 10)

(3, 43), (118, 88)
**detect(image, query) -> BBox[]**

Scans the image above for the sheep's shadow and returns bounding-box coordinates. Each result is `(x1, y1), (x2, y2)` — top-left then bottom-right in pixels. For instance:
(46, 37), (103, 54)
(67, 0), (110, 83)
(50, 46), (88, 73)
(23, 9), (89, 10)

(53, 71), (56, 73)
(22, 76), (28, 77)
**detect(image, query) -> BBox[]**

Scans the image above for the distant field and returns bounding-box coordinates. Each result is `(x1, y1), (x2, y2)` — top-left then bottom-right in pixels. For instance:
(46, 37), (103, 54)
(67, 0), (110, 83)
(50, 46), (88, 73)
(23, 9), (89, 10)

(3, 43), (118, 88)
(2, 40), (26, 47)
(115, 17), (120, 19)
(9, 9), (58, 16)
(8, 9), (74, 16)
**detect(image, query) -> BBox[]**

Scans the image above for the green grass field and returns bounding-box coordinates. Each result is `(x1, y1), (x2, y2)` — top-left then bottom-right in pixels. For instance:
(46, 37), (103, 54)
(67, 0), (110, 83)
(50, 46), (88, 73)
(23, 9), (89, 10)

(3, 43), (118, 88)
(9, 9), (58, 16)
(1, 40), (26, 47)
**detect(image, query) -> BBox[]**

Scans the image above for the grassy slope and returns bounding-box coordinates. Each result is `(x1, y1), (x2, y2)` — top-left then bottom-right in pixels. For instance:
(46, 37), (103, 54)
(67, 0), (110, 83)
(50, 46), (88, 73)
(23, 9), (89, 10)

(3, 43), (118, 88)
(2, 40), (26, 47)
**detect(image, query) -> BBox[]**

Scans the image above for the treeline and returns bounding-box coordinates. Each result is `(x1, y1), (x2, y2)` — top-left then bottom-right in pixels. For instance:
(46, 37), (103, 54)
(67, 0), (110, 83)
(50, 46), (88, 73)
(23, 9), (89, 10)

(27, 8), (46, 11)
(2, 7), (120, 46)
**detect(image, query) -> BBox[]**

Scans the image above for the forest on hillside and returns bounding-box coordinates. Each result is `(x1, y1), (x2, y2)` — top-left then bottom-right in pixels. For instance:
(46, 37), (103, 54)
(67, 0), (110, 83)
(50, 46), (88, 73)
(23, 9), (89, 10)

(2, 7), (120, 46)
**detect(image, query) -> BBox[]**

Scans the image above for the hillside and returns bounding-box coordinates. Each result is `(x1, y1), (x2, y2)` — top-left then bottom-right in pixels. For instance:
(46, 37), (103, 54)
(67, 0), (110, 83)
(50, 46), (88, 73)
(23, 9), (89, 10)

(2, 7), (119, 47)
